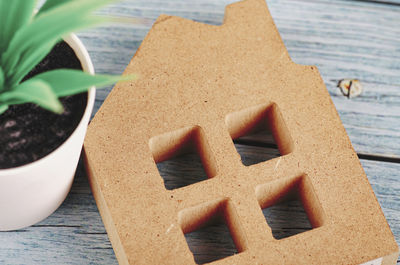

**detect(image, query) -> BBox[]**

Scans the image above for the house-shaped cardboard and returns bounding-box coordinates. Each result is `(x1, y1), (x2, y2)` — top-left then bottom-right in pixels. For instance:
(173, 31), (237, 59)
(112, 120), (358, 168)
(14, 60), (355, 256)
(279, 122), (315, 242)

(84, 0), (399, 264)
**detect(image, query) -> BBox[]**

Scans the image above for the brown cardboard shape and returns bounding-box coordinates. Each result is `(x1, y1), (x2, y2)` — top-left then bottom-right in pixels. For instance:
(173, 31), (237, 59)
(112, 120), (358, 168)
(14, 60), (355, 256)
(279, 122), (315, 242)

(84, 0), (399, 264)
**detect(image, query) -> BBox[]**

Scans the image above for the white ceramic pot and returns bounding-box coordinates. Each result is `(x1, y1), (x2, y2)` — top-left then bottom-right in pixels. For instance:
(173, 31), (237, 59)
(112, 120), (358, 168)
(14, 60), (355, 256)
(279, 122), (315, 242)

(0, 34), (96, 231)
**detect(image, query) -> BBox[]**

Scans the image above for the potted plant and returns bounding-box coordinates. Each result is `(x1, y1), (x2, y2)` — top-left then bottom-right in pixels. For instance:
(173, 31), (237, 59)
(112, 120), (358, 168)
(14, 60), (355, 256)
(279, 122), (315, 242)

(0, 0), (127, 231)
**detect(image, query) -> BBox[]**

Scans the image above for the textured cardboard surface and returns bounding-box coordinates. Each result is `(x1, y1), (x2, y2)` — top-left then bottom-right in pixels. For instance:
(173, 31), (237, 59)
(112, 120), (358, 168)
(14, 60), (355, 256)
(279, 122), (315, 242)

(84, 0), (399, 264)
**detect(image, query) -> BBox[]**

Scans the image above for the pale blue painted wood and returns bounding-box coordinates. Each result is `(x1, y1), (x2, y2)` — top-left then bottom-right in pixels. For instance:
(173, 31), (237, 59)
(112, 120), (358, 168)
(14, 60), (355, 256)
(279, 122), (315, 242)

(0, 162), (117, 265)
(1, 0), (399, 264)
(0, 150), (399, 264)
(78, 0), (400, 158)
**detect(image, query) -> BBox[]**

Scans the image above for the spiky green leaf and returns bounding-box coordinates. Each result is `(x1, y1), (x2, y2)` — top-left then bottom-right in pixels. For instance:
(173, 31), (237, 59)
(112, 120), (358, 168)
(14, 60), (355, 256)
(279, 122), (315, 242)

(3, 16), (103, 88)
(0, 104), (8, 115)
(0, 80), (63, 113)
(7, 42), (56, 88)
(0, 0), (135, 115)
(38, 0), (76, 15)
(0, 66), (4, 91)
(0, 0), (36, 53)
(29, 69), (133, 97)
(1, 0), (113, 79)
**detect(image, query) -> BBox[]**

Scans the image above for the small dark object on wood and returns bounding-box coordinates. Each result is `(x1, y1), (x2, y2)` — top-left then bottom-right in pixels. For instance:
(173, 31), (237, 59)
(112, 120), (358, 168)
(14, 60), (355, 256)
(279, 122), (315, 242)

(337, 78), (362, 98)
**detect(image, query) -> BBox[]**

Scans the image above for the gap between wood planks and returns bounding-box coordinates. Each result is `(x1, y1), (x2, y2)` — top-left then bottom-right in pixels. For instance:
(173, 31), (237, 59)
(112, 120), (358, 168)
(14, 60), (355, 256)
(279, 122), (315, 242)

(350, 0), (400, 7)
(299, 0), (400, 7)
(234, 139), (400, 164)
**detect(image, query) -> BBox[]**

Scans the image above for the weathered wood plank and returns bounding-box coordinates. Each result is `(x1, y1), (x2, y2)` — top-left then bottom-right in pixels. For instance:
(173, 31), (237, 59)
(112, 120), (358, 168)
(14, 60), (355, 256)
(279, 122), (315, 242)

(0, 161), (116, 265)
(1, 147), (399, 264)
(79, 0), (400, 157)
(1, 1), (399, 264)
(350, 0), (400, 5)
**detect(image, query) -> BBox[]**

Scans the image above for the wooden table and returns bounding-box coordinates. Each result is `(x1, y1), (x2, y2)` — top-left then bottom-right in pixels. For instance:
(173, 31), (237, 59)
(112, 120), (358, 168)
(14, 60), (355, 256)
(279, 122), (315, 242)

(1, 0), (399, 264)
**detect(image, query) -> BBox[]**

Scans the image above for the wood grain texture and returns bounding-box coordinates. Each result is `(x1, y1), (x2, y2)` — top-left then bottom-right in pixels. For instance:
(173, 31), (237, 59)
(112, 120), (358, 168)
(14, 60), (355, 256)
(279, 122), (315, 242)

(1, 149), (398, 264)
(1, 0), (399, 264)
(0, 161), (116, 265)
(79, 0), (400, 158)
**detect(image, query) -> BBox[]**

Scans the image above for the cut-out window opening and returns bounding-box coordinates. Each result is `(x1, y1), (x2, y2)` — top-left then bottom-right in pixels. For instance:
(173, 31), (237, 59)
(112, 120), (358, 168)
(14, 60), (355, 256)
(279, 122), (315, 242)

(255, 175), (325, 240)
(225, 103), (293, 166)
(149, 126), (217, 190)
(178, 199), (247, 264)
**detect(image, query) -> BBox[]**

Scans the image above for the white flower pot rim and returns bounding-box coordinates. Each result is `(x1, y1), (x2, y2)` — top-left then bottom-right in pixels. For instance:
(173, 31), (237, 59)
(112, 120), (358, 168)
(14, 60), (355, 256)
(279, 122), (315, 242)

(0, 33), (95, 175)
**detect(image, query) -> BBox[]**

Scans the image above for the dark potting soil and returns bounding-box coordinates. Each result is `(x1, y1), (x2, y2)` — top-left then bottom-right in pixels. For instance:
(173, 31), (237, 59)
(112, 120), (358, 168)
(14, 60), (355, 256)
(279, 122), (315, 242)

(0, 41), (88, 169)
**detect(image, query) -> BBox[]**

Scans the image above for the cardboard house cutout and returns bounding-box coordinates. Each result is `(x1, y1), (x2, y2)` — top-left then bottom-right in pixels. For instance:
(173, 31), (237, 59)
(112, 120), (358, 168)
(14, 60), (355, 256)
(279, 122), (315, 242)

(84, 0), (399, 264)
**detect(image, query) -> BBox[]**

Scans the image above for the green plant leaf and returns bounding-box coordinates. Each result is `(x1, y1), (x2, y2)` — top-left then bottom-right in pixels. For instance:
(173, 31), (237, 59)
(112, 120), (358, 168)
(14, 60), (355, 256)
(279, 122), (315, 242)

(8, 42), (56, 88)
(0, 80), (63, 113)
(29, 69), (133, 97)
(0, 0), (36, 53)
(3, 16), (105, 87)
(0, 104), (8, 115)
(0, 0), (135, 115)
(0, 66), (4, 91)
(1, 0), (113, 81)
(38, 0), (76, 15)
